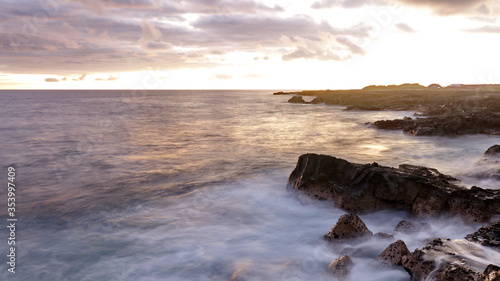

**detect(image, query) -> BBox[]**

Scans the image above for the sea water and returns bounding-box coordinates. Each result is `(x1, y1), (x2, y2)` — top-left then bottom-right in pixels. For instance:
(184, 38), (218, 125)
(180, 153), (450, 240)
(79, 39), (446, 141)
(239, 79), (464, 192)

(0, 90), (498, 280)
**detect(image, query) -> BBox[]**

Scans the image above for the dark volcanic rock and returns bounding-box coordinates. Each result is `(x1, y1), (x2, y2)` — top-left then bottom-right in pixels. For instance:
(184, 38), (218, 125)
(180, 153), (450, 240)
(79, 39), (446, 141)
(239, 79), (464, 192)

(327, 255), (354, 279)
(325, 213), (373, 242)
(401, 239), (484, 281)
(485, 145), (500, 156)
(377, 240), (410, 266)
(465, 222), (500, 248)
(372, 112), (500, 136)
(394, 220), (431, 234)
(477, 264), (500, 281)
(288, 153), (500, 222)
(288, 95), (305, 103)
(374, 232), (394, 240)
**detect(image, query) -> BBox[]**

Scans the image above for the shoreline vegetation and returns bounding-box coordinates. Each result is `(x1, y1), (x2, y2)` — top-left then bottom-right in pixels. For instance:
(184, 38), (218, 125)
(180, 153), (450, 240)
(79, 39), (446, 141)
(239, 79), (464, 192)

(275, 83), (500, 136)
(274, 84), (500, 280)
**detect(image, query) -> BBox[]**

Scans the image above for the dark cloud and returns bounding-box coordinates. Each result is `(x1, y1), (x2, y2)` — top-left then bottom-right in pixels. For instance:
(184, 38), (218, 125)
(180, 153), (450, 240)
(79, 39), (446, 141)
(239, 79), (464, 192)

(45, 77), (59, 82)
(396, 22), (415, 32)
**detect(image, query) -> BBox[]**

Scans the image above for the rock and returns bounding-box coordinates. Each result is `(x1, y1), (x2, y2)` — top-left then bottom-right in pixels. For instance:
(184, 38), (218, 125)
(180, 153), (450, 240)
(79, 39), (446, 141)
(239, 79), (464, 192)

(373, 112), (500, 136)
(477, 264), (500, 281)
(310, 97), (325, 104)
(401, 248), (435, 281)
(288, 153), (500, 222)
(402, 237), (499, 281)
(325, 213), (373, 242)
(485, 145), (500, 156)
(288, 95), (305, 103)
(433, 264), (478, 281)
(377, 240), (410, 266)
(374, 232), (394, 240)
(394, 220), (431, 234)
(465, 222), (500, 248)
(327, 255), (354, 279)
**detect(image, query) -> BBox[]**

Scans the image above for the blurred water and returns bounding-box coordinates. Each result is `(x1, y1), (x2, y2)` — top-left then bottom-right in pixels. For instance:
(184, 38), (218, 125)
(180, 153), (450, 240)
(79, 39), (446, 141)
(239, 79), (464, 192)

(0, 90), (498, 280)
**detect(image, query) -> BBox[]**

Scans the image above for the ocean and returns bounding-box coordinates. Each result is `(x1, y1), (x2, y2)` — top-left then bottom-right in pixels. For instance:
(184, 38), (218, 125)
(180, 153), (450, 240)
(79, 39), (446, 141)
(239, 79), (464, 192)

(0, 90), (498, 280)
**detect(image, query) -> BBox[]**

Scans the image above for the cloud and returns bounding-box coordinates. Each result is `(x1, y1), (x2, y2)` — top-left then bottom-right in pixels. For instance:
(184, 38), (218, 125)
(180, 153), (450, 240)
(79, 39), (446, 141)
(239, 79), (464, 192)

(311, 0), (500, 16)
(45, 77), (59, 82)
(463, 25), (500, 33)
(139, 19), (162, 48)
(396, 22), (415, 32)
(212, 73), (233, 80)
(312, 0), (368, 9)
(95, 75), (118, 81)
(73, 74), (86, 81)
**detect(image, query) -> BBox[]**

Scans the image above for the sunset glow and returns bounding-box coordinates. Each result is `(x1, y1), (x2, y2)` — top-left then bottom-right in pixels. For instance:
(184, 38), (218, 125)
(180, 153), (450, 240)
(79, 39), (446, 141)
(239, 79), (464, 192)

(1, 0), (500, 89)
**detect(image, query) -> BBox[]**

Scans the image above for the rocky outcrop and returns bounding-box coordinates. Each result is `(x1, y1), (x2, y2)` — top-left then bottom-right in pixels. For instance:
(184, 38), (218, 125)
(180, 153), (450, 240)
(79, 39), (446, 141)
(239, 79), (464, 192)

(377, 240), (410, 266)
(401, 223), (500, 281)
(371, 112), (500, 136)
(288, 153), (500, 222)
(465, 222), (500, 248)
(477, 264), (500, 281)
(324, 213), (373, 242)
(288, 95), (305, 103)
(485, 145), (500, 156)
(401, 239), (485, 281)
(327, 255), (354, 279)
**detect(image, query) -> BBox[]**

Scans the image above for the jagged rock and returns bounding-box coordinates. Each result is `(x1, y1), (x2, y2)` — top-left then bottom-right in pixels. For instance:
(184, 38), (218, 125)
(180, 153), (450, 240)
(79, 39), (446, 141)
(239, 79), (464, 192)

(465, 222), (500, 248)
(434, 264), (478, 281)
(485, 145), (500, 156)
(325, 214), (373, 242)
(374, 232), (394, 240)
(394, 220), (431, 234)
(477, 264), (500, 281)
(377, 240), (410, 266)
(288, 153), (500, 222)
(327, 255), (354, 279)
(288, 95), (305, 103)
(372, 112), (500, 136)
(402, 237), (499, 281)
(401, 248), (435, 281)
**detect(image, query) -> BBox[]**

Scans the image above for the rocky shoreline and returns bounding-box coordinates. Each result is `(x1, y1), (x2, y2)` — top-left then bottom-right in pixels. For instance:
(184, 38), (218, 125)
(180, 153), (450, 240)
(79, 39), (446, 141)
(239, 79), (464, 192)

(286, 152), (500, 280)
(277, 88), (500, 136)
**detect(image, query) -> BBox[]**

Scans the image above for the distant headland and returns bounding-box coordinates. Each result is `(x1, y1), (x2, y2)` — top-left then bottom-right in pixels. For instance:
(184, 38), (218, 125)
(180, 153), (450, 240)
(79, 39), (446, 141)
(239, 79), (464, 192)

(274, 83), (500, 137)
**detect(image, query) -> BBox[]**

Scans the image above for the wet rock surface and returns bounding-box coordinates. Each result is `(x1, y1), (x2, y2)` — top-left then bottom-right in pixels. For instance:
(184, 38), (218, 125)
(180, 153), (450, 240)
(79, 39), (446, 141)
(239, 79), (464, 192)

(324, 213), (373, 242)
(485, 145), (500, 156)
(377, 240), (410, 266)
(465, 222), (500, 248)
(288, 153), (500, 222)
(477, 264), (500, 281)
(327, 255), (354, 279)
(394, 220), (431, 234)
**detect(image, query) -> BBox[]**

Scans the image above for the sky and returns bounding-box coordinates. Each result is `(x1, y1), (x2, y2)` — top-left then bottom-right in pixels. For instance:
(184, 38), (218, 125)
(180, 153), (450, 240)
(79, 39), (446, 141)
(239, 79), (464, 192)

(1, 0), (500, 89)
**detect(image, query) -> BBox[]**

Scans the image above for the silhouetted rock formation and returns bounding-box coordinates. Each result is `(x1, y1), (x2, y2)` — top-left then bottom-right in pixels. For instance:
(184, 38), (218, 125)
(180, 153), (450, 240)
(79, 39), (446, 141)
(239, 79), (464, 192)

(287, 95), (305, 103)
(288, 154), (500, 222)
(485, 145), (500, 156)
(371, 112), (500, 136)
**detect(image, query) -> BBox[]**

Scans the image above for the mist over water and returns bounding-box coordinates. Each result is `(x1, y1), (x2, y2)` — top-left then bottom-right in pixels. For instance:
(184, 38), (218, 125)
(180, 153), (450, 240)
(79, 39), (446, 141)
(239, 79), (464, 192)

(0, 90), (498, 280)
